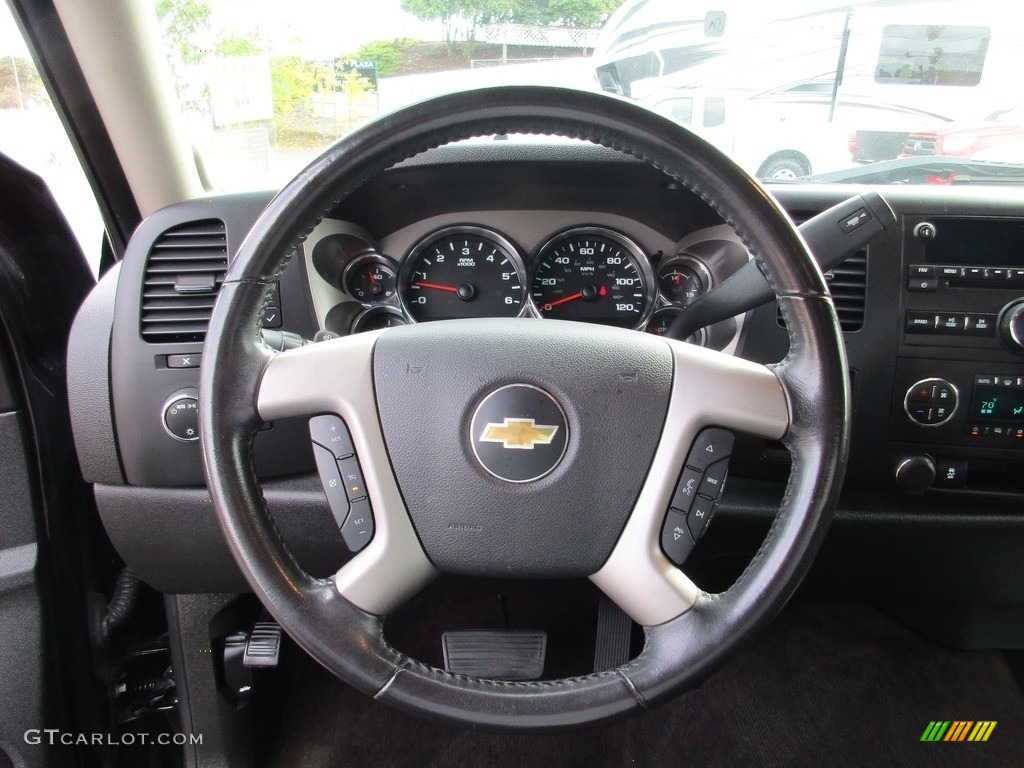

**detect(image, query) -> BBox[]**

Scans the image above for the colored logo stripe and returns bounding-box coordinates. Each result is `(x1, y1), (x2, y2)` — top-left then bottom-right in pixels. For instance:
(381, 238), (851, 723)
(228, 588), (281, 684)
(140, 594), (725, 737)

(921, 721), (996, 742)
(969, 722), (997, 742)
(921, 721), (950, 741)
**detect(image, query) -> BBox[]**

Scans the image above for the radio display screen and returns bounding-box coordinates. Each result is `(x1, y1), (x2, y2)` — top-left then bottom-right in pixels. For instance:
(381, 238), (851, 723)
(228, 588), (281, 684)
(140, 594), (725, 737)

(925, 218), (1024, 266)
(969, 385), (1024, 422)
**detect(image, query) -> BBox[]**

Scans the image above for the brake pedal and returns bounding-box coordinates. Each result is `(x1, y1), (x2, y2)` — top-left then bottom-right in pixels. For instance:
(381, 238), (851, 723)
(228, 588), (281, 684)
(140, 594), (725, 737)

(442, 629), (546, 680)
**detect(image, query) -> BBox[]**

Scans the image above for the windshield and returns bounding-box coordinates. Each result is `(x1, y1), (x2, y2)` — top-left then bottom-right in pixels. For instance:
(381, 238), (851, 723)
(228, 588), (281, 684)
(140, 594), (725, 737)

(151, 0), (1024, 189)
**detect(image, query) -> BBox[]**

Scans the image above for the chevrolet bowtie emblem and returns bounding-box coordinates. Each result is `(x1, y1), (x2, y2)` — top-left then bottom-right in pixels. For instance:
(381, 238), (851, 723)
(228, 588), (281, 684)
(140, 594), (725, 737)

(479, 418), (559, 450)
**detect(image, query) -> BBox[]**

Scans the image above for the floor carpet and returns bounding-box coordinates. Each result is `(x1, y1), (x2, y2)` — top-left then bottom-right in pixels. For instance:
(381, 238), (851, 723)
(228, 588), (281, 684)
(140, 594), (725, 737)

(267, 603), (1024, 767)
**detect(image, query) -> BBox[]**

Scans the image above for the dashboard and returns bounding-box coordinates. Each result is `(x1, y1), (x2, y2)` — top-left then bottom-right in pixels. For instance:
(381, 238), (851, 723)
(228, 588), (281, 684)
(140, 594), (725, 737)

(66, 142), (1024, 640)
(305, 212), (746, 347)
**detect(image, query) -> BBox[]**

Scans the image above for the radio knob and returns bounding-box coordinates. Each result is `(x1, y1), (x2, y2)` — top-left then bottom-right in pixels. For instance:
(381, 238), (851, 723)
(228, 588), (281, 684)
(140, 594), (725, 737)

(895, 455), (936, 494)
(998, 299), (1024, 353)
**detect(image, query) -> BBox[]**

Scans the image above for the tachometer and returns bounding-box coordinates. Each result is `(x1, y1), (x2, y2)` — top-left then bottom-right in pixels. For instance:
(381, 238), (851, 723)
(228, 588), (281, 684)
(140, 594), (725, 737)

(399, 227), (527, 322)
(530, 227), (655, 329)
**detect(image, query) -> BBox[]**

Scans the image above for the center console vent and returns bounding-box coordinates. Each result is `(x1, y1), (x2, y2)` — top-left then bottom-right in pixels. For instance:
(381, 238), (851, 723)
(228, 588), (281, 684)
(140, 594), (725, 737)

(777, 249), (867, 333)
(140, 219), (227, 342)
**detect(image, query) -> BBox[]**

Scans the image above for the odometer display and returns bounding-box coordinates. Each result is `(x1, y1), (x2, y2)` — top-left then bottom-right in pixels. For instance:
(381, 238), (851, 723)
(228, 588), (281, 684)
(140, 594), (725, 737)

(531, 228), (655, 329)
(399, 227), (527, 322)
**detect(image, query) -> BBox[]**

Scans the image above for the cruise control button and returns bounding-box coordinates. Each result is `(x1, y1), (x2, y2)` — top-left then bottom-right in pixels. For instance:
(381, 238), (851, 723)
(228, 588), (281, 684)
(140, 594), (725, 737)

(687, 495), (717, 542)
(698, 459), (730, 499)
(312, 443), (350, 528)
(309, 415), (355, 458)
(670, 468), (703, 513)
(685, 428), (735, 472)
(337, 456), (367, 501)
(660, 510), (694, 566)
(340, 497), (374, 553)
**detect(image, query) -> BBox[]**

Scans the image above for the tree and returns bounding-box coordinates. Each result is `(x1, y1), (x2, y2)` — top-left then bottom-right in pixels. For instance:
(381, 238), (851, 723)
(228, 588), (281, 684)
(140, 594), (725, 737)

(156, 0), (213, 65)
(401, 0), (624, 41)
(215, 34), (263, 58)
(0, 56), (49, 109)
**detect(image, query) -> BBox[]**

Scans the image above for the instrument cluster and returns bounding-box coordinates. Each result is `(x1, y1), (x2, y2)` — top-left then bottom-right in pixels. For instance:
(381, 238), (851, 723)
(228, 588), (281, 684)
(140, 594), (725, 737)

(313, 222), (745, 343)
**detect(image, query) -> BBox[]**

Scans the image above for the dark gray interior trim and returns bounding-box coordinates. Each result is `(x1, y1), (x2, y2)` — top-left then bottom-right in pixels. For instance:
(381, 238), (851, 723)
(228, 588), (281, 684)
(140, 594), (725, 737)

(0, 543), (36, 593)
(93, 475), (347, 593)
(68, 261), (123, 484)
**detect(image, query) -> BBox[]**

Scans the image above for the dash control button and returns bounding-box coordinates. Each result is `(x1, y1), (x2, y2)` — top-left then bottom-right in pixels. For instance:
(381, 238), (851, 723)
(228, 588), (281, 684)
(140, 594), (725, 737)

(661, 510), (695, 566)
(686, 428), (735, 472)
(341, 497), (374, 553)
(698, 459), (730, 500)
(312, 443), (350, 528)
(670, 468), (703, 513)
(309, 415), (355, 458)
(337, 456), (367, 502)
(688, 495), (717, 542)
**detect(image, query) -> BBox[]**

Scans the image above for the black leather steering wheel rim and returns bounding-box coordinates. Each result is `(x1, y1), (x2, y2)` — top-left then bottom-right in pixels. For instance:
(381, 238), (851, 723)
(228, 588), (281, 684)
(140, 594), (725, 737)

(200, 85), (849, 730)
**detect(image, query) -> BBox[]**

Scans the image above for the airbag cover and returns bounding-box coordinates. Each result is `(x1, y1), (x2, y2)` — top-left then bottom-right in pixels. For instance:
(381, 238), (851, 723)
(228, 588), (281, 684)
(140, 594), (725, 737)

(373, 318), (673, 577)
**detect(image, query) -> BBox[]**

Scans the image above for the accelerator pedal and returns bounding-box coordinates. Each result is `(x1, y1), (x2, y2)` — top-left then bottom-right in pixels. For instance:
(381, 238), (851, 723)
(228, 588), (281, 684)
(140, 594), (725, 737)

(442, 629), (547, 680)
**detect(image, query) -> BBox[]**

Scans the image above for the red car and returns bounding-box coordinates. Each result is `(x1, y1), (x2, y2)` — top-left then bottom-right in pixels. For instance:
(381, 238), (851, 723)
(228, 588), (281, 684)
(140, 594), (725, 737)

(901, 114), (1024, 158)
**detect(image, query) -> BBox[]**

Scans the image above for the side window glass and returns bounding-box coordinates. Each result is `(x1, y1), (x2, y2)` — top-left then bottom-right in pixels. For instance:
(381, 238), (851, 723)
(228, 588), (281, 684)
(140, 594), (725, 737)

(0, 5), (106, 275)
(703, 97), (726, 128)
(662, 97), (694, 125)
(875, 25), (990, 86)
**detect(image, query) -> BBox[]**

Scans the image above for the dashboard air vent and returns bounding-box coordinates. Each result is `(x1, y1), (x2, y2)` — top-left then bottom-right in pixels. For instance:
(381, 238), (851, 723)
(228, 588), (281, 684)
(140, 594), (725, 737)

(776, 249), (867, 333)
(140, 219), (227, 342)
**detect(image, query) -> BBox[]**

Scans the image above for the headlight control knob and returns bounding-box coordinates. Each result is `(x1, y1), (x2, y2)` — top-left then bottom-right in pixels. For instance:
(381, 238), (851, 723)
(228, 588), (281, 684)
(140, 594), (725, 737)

(163, 388), (199, 442)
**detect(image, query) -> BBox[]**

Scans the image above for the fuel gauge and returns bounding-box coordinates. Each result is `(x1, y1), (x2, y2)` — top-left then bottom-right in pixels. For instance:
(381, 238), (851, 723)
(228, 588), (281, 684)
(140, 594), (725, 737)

(342, 253), (398, 304)
(657, 256), (712, 306)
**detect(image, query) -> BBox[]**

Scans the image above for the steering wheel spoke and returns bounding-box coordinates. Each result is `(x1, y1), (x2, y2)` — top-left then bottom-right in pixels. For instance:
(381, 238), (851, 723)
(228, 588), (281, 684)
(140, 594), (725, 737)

(257, 332), (437, 615)
(592, 339), (789, 627)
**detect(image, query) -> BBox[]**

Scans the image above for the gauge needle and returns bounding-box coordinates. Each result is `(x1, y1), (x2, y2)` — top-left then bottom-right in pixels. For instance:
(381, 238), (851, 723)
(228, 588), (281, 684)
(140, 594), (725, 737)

(541, 291), (583, 310)
(414, 281), (459, 293)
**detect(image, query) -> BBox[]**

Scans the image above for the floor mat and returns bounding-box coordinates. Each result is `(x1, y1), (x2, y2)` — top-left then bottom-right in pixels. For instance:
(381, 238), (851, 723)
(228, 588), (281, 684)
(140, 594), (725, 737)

(266, 604), (1024, 767)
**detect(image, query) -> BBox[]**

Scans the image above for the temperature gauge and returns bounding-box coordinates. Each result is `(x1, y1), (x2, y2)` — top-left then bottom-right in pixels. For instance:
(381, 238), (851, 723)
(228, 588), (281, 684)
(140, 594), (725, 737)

(657, 256), (712, 306)
(342, 253), (399, 304)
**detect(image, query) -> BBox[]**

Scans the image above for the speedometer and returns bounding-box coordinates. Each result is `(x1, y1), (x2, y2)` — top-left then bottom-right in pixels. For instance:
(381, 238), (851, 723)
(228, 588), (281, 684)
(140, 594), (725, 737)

(530, 227), (655, 329)
(399, 227), (527, 323)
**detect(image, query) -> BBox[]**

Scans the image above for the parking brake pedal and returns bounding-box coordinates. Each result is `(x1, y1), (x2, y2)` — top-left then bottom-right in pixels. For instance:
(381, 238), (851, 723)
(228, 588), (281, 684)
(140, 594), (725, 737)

(442, 630), (547, 680)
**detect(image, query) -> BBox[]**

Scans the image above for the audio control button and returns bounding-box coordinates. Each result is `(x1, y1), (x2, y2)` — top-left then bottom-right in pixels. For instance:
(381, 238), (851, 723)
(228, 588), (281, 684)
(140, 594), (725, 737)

(906, 312), (936, 333)
(964, 315), (997, 336)
(937, 314), (965, 333)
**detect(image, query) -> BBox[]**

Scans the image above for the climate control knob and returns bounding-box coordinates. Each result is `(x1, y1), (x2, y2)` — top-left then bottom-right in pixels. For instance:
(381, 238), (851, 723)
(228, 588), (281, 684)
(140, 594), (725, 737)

(904, 378), (958, 426)
(998, 299), (1024, 353)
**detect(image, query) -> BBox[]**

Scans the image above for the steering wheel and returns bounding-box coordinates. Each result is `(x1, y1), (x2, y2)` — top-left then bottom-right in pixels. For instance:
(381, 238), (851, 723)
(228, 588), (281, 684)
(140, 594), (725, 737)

(199, 85), (849, 730)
